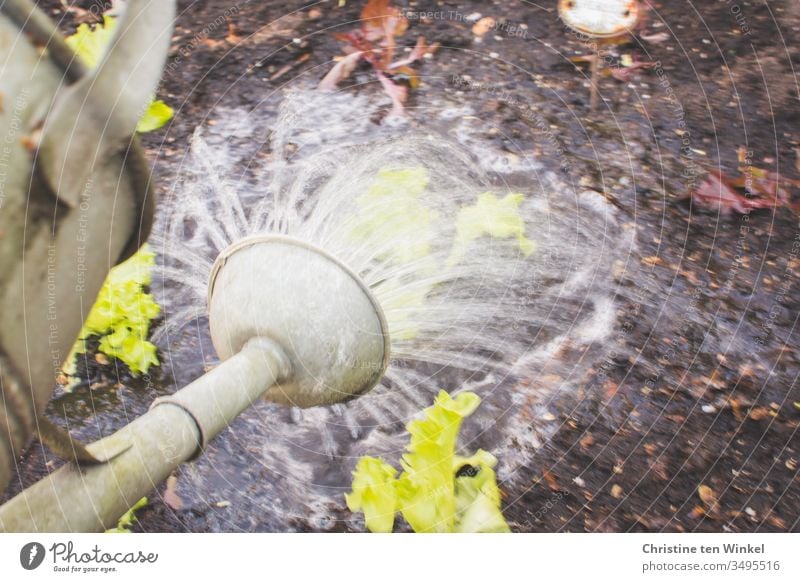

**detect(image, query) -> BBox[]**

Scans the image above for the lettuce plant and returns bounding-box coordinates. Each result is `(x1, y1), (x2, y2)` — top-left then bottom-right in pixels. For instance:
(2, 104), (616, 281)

(105, 497), (148, 533)
(65, 245), (160, 380)
(449, 192), (536, 265)
(346, 391), (510, 533)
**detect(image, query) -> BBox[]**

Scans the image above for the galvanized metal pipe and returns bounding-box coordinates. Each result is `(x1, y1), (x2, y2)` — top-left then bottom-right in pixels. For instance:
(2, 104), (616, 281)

(0, 338), (289, 532)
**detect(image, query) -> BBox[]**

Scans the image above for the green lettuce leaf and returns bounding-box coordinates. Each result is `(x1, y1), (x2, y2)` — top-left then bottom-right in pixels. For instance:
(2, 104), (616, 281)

(65, 16), (117, 68)
(350, 167), (439, 265)
(136, 99), (174, 133)
(65, 245), (160, 380)
(345, 457), (398, 533)
(454, 451), (511, 533)
(347, 391), (509, 533)
(105, 497), (148, 533)
(449, 192), (535, 265)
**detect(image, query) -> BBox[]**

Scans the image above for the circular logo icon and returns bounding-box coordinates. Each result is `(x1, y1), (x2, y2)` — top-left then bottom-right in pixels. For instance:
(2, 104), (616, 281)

(20, 542), (45, 570)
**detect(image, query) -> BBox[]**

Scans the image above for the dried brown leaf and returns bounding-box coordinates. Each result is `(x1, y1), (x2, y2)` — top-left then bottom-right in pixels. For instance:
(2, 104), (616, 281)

(361, 0), (408, 41)
(164, 475), (183, 511)
(697, 484), (718, 509)
(749, 406), (770, 421)
(472, 17), (496, 37)
(542, 470), (560, 492)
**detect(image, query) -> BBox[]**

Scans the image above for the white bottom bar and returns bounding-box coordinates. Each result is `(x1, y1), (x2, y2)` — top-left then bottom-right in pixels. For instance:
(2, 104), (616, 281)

(1, 533), (797, 580)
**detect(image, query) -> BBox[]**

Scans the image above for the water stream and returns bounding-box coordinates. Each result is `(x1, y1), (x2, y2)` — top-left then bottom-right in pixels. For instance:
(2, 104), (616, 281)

(150, 89), (634, 531)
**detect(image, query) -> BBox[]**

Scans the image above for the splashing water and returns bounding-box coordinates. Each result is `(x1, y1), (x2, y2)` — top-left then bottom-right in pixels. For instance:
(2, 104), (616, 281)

(151, 91), (632, 531)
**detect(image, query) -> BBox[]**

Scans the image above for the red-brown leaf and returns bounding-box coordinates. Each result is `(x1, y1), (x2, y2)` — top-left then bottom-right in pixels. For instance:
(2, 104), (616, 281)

(319, 51), (364, 90)
(361, 0), (408, 41)
(376, 71), (407, 116)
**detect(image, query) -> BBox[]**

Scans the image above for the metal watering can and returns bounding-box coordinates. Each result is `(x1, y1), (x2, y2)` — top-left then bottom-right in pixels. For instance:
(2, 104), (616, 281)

(0, 0), (390, 532)
(0, 0), (174, 522)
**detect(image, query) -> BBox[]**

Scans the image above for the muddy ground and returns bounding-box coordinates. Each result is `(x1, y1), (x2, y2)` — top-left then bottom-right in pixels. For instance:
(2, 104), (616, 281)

(4, 0), (798, 532)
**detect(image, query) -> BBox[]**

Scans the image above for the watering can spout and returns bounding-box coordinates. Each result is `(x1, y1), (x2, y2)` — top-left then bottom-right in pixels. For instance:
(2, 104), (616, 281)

(0, 338), (290, 532)
(0, 232), (390, 531)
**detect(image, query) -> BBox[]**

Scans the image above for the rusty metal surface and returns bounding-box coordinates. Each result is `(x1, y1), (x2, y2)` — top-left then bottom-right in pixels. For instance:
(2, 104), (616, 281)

(558, 0), (640, 38)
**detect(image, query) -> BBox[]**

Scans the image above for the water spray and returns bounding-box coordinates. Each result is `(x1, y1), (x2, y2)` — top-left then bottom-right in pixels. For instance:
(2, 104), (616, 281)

(0, 0), (625, 532)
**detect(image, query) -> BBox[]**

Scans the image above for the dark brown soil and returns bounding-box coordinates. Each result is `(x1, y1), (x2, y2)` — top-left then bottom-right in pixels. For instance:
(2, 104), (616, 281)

(5, 0), (798, 532)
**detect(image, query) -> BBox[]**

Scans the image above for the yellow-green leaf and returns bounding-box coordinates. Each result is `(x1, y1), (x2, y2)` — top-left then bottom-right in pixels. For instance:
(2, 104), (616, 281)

(136, 100), (174, 133)
(350, 167), (439, 265)
(105, 497), (148, 533)
(346, 390), (510, 533)
(65, 245), (161, 381)
(346, 457), (398, 533)
(65, 16), (117, 68)
(449, 192), (535, 265)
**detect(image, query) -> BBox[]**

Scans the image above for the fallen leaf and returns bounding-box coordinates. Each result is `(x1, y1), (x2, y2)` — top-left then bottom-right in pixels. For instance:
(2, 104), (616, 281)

(766, 513), (787, 529)
(749, 406), (770, 421)
(321, 0), (435, 117)
(376, 71), (408, 116)
(650, 458), (669, 480)
(542, 470), (560, 492)
(361, 0), (408, 43)
(604, 380), (620, 401)
(318, 51), (364, 90)
(697, 484), (719, 512)
(225, 23), (241, 44)
(390, 36), (438, 69)
(642, 255), (663, 266)
(690, 169), (799, 215)
(689, 505), (706, 519)
(610, 57), (656, 82)
(472, 17), (496, 37)
(641, 31), (670, 43)
(164, 475), (183, 511)
(690, 171), (755, 214)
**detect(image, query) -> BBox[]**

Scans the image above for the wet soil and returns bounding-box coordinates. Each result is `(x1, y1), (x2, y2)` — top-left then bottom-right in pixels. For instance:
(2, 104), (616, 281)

(5, 0), (798, 532)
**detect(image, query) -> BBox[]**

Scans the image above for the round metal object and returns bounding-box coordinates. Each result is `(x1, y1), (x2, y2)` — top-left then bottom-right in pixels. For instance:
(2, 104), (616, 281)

(208, 235), (391, 408)
(558, 0), (640, 38)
